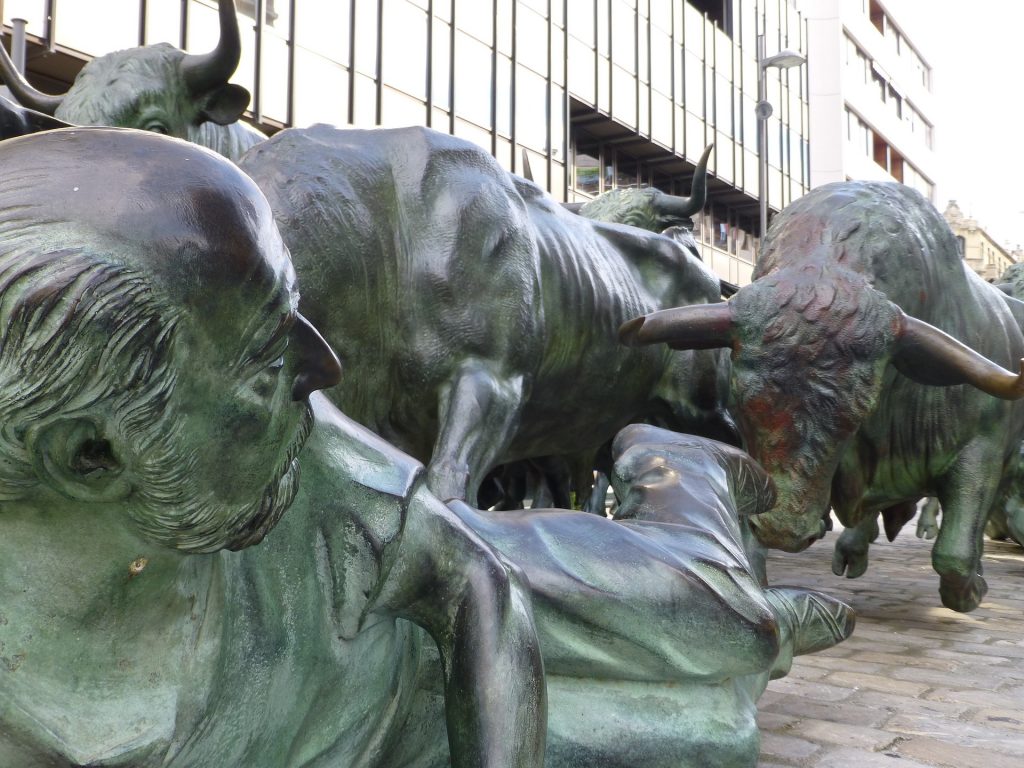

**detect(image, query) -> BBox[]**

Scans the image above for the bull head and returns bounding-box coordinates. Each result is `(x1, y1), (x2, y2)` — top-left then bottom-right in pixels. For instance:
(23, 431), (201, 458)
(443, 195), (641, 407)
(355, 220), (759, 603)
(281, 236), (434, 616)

(573, 144), (712, 231)
(0, 0), (246, 130)
(621, 276), (1024, 551)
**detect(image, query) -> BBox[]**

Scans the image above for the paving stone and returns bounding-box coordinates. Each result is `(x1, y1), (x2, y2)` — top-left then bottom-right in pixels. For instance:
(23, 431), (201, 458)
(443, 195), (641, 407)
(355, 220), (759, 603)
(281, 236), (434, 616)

(920, 648), (1014, 666)
(949, 640), (1024, 659)
(808, 746), (932, 768)
(763, 675), (859, 703)
(758, 691), (892, 729)
(783, 662), (833, 682)
(756, 710), (800, 732)
(783, 718), (896, 750)
(825, 670), (931, 697)
(757, 520), (1024, 767)
(885, 712), (1024, 752)
(924, 686), (1024, 710)
(895, 735), (1024, 768)
(995, 684), (1024, 701)
(889, 664), (1008, 690)
(757, 731), (821, 763)
(969, 708), (1024, 733)
(849, 690), (969, 720)
(848, 650), (960, 672)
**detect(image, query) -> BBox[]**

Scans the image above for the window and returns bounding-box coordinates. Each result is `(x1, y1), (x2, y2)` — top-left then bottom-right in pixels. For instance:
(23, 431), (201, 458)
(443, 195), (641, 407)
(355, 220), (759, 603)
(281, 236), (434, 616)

(869, 0), (885, 34)
(712, 204), (728, 249)
(688, 0), (732, 37)
(574, 147), (601, 196)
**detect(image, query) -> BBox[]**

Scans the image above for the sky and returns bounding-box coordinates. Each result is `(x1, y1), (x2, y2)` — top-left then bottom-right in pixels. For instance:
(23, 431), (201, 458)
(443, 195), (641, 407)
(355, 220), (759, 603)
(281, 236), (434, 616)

(884, 0), (1024, 249)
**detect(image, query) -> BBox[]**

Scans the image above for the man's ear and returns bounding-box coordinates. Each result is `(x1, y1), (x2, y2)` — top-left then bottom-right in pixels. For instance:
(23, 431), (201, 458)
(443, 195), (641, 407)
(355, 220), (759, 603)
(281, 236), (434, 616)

(27, 418), (132, 503)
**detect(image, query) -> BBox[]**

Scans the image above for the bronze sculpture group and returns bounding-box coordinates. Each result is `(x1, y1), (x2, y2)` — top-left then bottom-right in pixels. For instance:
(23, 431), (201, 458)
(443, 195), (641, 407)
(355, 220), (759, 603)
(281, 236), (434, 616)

(0, 1), (1020, 766)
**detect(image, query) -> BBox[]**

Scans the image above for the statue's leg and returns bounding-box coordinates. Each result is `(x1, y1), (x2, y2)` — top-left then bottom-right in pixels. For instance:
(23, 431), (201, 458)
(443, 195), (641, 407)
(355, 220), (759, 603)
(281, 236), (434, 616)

(831, 514), (877, 578)
(455, 425), (852, 683)
(917, 497), (941, 540)
(455, 501), (783, 683)
(427, 359), (525, 505)
(933, 441), (1000, 612)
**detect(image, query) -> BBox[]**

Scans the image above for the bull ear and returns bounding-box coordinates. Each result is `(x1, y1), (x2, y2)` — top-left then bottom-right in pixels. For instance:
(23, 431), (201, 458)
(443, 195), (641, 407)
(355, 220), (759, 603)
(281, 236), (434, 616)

(891, 311), (1024, 398)
(200, 83), (250, 126)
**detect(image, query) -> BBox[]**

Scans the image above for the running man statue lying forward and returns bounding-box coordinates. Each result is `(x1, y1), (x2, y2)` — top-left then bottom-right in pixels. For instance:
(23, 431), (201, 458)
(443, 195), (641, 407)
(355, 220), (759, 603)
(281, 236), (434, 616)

(0, 128), (851, 768)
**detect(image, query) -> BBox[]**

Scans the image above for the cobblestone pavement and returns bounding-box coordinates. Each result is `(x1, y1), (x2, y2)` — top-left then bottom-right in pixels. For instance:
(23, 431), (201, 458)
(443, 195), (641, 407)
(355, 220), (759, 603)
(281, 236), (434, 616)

(758, 521), (1024, 767)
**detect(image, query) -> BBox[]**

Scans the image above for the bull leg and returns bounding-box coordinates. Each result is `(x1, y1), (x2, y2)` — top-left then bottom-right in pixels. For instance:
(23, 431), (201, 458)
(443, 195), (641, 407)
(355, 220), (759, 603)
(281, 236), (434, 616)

(916, 497), (941, 540)
(581, 472), (610, 515)
(831, 514), (878, 579)
(428, 359), (525, 505)
(933, 441), (1000, 612)
(881, 499), (919, 542)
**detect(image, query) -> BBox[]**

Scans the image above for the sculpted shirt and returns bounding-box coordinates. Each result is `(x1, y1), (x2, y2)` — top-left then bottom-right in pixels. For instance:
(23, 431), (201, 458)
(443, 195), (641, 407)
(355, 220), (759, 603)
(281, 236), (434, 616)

(0, 395), (446, 768)
(167, 396), (447, 768)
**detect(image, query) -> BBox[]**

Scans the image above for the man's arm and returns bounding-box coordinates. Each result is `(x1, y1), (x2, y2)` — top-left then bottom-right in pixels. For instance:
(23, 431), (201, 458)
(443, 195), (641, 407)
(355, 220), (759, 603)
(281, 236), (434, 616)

(374, 484), (547, 768)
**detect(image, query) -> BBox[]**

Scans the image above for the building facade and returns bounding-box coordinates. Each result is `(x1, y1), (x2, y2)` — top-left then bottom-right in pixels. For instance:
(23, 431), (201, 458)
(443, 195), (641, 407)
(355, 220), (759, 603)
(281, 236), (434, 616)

(943, 200), (1017, 282)
(797, 0), (935, 202)
(2, 0), (809, 286)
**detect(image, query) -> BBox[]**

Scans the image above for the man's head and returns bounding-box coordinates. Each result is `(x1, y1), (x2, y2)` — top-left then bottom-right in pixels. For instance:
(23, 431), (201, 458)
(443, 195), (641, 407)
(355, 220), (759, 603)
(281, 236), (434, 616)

(0, 127), (340, 552)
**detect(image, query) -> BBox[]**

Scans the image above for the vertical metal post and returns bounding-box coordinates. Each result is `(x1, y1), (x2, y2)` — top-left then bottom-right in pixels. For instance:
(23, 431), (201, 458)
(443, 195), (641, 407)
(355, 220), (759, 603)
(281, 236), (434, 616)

(374, 0), (382, 125)
(286, 0), (295, 126)
(346, 0), (356, 124)
(10, 17), (26, 73)
(180, 0), (189, 50)
(757, 32), (767, 243)
(43, 0), (56, 51)
(139, 0), (148, 45)
(425, 0), (433, 128)
(254, 0), (264, 121)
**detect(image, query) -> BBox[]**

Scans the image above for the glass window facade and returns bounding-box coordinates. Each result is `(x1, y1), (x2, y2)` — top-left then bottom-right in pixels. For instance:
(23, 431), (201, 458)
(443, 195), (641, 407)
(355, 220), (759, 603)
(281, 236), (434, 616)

(4, 0), (808, 287)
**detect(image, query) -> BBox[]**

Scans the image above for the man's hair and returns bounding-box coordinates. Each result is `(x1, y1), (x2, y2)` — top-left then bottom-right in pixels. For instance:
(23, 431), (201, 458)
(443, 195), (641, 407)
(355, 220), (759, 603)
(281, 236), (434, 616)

(0, 223), (180, 499)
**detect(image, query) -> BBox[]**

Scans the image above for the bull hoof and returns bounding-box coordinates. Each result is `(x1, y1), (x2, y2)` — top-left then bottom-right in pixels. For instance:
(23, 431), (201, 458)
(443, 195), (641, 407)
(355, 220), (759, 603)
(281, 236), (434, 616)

(916, 517), (938, 540)
(831, 542), (869, 579)
(939, 573), (988, 613)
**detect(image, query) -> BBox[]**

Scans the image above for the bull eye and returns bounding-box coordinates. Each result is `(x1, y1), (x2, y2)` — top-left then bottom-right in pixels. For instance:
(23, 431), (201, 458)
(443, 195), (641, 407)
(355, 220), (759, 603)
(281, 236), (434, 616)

(145, 122), (169, 135)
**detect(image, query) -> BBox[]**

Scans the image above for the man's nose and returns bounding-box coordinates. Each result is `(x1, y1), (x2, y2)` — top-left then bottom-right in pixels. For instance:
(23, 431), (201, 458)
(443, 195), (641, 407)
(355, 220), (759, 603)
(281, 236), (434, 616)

(290, 313), (342, 400)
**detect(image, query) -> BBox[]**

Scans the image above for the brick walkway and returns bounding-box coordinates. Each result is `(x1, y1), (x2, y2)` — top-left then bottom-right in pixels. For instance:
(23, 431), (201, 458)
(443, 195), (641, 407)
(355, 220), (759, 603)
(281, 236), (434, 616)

(758, 521), (1024, 767)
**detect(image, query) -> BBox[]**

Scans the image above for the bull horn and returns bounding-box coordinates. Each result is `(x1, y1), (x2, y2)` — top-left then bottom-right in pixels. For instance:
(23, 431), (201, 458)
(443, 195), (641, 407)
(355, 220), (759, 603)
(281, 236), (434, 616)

(0, 37), (64, 115)
(658, 143), (713, 219)
(0, 94), (73, 138)
(619, 303), (734, 350)
(892, 312), (1024, 399)
(181, 0), (241, 95)
(521, 148), (534, 182)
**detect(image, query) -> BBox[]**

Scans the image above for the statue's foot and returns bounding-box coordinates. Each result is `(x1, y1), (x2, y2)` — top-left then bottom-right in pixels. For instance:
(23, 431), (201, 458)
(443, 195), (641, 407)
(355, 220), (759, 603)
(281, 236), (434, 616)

(765, 587), (855, 657)
(938, 573), (987, 613)
(831, 540), (869, 579)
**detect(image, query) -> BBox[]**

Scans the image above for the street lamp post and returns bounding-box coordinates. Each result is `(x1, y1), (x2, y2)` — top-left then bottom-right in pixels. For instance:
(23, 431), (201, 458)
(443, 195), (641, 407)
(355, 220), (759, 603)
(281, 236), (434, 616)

(756, 35), (806, 247)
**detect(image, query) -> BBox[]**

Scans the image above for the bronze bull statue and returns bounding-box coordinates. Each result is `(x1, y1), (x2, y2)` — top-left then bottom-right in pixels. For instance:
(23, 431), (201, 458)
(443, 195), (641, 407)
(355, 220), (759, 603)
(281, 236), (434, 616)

(623, 180), (1024, 612)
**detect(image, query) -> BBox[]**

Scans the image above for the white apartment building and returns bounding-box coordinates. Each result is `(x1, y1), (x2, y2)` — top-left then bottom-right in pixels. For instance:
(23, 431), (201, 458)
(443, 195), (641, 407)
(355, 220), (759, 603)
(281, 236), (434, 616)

(797, 0), (936, 201)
